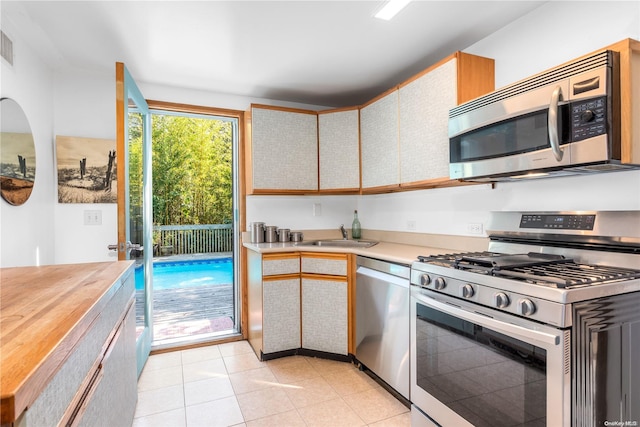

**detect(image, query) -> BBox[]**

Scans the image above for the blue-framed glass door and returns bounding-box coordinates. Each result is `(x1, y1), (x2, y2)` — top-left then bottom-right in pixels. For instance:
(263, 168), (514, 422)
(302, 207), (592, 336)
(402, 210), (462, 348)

(116, 62), (152, 377)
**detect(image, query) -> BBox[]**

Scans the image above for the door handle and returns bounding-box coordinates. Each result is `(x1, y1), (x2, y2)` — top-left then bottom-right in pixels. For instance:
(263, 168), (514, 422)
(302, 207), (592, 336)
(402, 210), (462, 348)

(107, 241), (141, 251)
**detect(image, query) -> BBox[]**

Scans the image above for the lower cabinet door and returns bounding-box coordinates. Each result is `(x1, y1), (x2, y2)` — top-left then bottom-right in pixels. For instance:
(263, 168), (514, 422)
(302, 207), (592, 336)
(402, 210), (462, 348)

(263, 277), (301, 354)
(77, 302), (137, 427)
(301, 277), (348, 355)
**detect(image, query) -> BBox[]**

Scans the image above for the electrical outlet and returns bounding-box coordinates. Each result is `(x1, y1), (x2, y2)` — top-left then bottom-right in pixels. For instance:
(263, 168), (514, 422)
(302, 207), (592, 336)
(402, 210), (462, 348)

(467, 223), (483, 235)
(313, 203), (322, 216)
(84, 210), (102, 226)
(407, 220), (416, 230)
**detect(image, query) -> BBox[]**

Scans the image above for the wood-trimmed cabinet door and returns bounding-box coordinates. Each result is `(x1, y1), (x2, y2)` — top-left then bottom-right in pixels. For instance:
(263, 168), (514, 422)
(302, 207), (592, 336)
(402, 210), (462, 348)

(360, 89), (400, 192)
(398, 52), (494, 188)
(247, 104), (318, 193)
(300, 253), (350, 356)
(262, 275), (301, 354)
(607, 38), (640, 165)
(301, 275), (348, 355)
(318, 108), (360, 192)
(248, 252), (301, 357)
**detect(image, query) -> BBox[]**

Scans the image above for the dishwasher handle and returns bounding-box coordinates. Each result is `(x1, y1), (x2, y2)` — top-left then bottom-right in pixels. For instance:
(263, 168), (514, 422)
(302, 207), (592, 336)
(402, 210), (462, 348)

(356, 266), (410, 289)
(356, 256), (410, 279)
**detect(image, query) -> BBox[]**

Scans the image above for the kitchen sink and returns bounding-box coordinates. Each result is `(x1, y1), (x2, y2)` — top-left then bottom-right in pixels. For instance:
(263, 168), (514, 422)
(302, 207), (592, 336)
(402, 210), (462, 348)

(294, 239), (379, 248)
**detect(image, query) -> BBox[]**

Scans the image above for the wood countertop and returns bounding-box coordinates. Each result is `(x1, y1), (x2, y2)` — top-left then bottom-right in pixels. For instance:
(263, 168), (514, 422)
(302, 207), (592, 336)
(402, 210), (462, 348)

(0, 261), (135, 424)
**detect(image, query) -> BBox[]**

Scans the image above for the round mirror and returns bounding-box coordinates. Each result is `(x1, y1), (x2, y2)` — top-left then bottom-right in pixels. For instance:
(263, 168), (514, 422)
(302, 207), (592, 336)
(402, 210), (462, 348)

(1, 98), (35, 205)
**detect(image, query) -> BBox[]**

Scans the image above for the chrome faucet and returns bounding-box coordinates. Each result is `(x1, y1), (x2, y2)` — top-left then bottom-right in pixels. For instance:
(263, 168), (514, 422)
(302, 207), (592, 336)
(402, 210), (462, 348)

(339, 224), (348, 240)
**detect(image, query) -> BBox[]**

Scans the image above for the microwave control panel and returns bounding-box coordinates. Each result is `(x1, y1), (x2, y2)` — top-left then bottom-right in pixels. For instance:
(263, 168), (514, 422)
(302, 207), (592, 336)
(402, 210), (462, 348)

(571, 96), (607, 142)
(520, 214), (596, 230)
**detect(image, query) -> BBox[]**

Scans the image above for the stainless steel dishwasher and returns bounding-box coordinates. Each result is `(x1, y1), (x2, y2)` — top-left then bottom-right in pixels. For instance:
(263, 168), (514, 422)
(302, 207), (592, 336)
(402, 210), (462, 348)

(355, 255), (410, 400)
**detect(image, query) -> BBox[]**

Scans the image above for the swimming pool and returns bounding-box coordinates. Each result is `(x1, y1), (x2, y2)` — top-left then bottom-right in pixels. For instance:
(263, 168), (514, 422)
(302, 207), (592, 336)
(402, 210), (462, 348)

(134, 258), (233, 290)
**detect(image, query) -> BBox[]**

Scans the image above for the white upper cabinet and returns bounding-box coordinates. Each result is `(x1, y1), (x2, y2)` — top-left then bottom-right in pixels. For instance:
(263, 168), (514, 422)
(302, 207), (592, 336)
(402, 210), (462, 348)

(248, 105), (318, 193)
(399, 58), (457, 184)
(245, 52), (493, 194)
(360, 89), (400, 190)
(318, 108), (360, 191)
(398, 52), (494, 188)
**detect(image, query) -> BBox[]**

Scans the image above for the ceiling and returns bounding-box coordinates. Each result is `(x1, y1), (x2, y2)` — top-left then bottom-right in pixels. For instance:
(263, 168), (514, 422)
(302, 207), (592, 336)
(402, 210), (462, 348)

(3, 1), (546, 107)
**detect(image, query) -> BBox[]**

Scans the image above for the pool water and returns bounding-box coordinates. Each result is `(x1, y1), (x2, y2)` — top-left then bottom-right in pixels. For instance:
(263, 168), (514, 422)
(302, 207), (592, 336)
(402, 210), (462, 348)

(135, 258), (233, 290)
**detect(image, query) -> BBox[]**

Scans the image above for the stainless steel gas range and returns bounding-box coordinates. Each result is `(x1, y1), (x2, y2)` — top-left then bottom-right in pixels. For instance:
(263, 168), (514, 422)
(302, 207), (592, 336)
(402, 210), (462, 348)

(409, 211), (640, 427)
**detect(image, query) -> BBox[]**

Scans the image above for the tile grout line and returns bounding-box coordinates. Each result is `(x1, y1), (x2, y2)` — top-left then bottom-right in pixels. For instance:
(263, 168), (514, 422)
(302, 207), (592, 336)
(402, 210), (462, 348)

(180, 350), (189, 427)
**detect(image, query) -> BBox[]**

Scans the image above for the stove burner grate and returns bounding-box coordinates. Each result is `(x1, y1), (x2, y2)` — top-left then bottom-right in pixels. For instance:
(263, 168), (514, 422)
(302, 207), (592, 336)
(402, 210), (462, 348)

(496, 263), (640, 288)
(416, 252), (640, 289)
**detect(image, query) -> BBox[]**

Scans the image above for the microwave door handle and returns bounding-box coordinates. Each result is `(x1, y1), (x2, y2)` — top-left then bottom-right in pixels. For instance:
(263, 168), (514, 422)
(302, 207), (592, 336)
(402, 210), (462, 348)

(548, 85), (564, 161)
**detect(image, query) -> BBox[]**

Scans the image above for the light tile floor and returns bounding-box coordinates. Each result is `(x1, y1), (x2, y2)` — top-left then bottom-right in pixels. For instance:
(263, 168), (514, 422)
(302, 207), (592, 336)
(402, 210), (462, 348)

(133, 340), (411, 427)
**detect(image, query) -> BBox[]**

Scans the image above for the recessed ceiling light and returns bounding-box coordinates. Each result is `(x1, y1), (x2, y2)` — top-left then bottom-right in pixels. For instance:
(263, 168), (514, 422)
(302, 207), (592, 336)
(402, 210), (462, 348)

(374, 0), (412, 20)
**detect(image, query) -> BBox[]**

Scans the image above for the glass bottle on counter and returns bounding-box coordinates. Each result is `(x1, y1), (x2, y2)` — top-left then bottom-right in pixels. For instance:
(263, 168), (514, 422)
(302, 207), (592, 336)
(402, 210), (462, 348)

(351, 210), (361, 239)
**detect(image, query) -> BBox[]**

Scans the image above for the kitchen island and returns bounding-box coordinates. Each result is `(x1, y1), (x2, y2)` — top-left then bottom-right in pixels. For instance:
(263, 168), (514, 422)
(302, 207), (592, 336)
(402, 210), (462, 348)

(0, 261), (137, 426)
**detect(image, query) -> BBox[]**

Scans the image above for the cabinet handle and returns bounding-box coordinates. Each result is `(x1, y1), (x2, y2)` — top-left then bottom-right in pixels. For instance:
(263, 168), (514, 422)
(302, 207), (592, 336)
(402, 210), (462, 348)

(62, 367), (105, 427)
(103, 321), (123, 362)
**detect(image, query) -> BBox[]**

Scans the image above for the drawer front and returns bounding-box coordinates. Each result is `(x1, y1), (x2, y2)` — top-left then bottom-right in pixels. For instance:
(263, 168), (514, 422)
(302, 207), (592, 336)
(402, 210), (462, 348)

(301, 256), (347, 276)
(263, 256), (300, 276)
(76, 302), (137, 427)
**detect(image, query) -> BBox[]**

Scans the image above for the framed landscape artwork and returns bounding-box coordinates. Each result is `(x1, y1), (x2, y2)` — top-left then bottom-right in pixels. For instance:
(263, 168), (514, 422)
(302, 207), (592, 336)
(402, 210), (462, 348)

(56, 135), (117, 203)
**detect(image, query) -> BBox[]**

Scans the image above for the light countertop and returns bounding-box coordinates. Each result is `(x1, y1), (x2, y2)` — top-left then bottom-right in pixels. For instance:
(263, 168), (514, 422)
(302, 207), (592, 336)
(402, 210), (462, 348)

(243, 240), (456, 265)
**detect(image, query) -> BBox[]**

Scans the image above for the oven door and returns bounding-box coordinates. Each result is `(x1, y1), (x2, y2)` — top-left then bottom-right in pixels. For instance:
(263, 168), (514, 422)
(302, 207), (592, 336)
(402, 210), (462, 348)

(411, 287), (570, 427)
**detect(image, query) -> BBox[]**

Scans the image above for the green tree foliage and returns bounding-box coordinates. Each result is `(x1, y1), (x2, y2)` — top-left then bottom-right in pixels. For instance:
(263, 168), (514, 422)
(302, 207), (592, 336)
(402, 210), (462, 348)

(128, 113), (233, 226)
(128, 112), (144, 228)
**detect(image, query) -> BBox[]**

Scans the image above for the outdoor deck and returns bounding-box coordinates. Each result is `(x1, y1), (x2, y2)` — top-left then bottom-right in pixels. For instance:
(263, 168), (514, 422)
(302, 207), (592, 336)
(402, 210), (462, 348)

(136, 283), (235, 341)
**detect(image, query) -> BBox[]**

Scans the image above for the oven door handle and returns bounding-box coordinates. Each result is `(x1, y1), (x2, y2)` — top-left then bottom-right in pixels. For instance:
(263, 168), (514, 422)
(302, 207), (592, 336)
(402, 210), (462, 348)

(548, 85), (564, 162)
(413, 291), (561, 347)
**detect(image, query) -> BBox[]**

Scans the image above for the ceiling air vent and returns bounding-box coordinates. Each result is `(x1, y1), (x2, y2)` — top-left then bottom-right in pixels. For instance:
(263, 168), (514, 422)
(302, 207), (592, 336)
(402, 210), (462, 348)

(1, 31), (14, 65)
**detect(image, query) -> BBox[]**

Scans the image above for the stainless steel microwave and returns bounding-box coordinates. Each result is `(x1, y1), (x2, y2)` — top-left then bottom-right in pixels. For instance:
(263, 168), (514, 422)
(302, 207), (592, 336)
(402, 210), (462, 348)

(448, 50), (635, 181)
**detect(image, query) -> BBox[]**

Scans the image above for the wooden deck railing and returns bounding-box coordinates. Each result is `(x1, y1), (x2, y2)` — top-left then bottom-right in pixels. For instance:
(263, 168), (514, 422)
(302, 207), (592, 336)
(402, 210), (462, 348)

(154, 224), (233, 255)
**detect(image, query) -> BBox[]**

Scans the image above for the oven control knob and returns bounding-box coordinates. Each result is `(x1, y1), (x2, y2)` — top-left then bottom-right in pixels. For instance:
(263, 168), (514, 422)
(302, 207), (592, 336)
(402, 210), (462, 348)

(461, 284), (475, 298)
(494, 292), (510, 308)
(434, 277), (446, 290)
(420, 274), (431, 287)
(518, 299), (537, 316)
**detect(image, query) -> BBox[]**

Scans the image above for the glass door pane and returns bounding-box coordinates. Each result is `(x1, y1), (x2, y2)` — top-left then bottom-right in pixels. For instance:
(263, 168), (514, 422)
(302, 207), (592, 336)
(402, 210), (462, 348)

(415, 303), (547, 426)
(148, 110), (239, 347)
(116, 62), (152, 376)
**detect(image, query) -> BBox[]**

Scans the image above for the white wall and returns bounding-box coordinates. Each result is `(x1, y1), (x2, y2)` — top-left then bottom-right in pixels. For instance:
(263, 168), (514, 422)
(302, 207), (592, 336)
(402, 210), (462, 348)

(245, 195), (358, 232)
(0, 21), (56, 267)
(467, 1), (640, 90)
(52, 71), (119, 264)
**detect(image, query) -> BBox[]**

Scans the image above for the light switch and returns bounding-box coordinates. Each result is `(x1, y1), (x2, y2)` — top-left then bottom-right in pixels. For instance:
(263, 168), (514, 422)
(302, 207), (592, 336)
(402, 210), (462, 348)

(84, 210), (102, 225)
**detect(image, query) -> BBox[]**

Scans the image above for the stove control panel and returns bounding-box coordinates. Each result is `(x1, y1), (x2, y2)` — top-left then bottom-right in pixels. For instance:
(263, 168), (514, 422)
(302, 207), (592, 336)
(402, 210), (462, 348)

(410, 268), (571, 327)
(520, 213), (596, 230)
